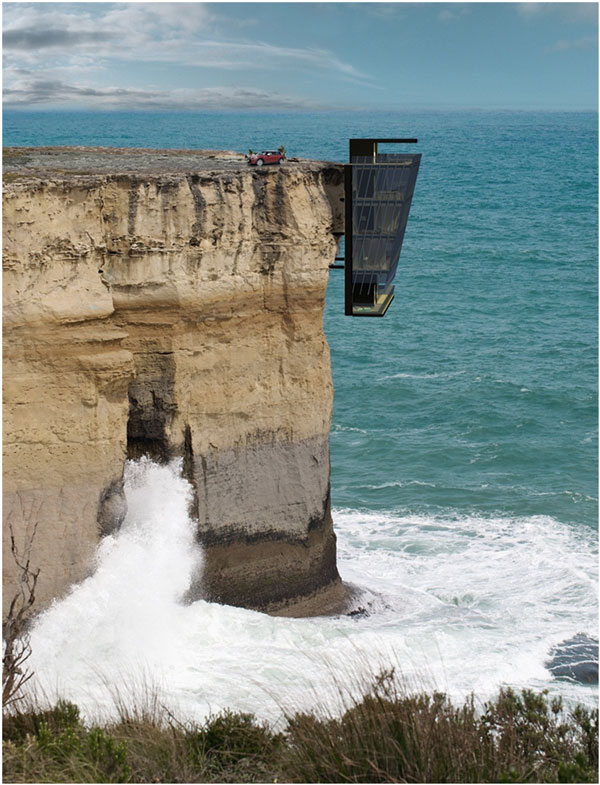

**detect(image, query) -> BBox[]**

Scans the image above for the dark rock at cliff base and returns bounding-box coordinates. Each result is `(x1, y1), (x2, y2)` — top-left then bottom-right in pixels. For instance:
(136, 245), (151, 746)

(341, 584), (393, 620)
(347, 607), (370, 619)
(546, 634), (599, 685)
(97, 478), (127, 537)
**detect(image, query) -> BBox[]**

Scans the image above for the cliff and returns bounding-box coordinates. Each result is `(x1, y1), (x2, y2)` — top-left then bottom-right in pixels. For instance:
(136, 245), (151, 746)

(3, 147), (346, 617)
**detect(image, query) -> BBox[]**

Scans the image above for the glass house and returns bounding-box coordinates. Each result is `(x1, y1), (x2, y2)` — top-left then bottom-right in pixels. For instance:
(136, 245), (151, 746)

(345, 139), (421, 316)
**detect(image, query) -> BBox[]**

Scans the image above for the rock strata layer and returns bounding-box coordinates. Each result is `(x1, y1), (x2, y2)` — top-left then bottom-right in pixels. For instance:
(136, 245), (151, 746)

(3, 148), (345, 617)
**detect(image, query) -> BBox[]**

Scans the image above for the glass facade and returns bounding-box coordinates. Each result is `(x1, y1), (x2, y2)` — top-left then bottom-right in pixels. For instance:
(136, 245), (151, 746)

(345, 142), (421, 316)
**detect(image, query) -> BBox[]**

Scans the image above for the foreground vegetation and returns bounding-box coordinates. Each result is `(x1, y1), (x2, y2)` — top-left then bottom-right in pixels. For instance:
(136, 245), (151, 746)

(3, 675), (598, 783)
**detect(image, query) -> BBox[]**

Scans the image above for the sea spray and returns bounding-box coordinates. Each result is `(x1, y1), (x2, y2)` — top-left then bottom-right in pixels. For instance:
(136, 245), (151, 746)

(27, 459), (201, 716)
(25, 459), (598, 725)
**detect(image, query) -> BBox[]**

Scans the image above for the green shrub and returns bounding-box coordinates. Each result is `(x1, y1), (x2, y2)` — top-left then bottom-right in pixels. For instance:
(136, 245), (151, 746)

(3, 699), (81, 744)
(3, 702), (131, 783)
(187, 710), (282, 772)
(2, 685), (597, 783)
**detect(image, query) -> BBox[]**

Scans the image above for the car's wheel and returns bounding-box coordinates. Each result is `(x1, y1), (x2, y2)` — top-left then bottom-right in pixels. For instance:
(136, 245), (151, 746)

(278, 158), (283, 164)
(256, 158), (264, 166)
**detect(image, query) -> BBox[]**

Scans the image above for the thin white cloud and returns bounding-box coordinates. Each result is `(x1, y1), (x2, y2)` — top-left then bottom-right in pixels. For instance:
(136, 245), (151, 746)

(3, 76), (324, 111)
(517, 2), (598, 23)
(517, 3), (544, 17)
(546, 34), (598, 53)
(438, 5), (470, 23)
(164, 40), (371, 80)
(2, 3), (370, 80)
(100, 2), (215, 35)
(365, 4), (404, 21)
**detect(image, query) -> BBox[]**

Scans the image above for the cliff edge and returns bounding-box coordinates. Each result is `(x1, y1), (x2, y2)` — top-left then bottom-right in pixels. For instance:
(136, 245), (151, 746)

(3, 147), (347, 617)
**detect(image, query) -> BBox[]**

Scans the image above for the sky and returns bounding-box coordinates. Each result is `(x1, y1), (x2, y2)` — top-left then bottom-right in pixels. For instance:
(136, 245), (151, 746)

(2, 1), (598, 111)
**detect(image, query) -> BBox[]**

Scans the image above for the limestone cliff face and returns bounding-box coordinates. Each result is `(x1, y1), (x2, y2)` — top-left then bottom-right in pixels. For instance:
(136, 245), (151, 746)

(3, 149), (345, 616)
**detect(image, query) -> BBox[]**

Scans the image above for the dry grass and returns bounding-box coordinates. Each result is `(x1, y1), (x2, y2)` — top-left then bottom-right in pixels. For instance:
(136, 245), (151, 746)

(281, 669), (598, 783)
(2, 670), (597, 783)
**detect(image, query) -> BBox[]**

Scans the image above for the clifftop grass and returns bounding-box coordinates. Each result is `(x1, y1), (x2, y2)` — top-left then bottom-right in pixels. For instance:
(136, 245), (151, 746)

(3, 678), (598, 783)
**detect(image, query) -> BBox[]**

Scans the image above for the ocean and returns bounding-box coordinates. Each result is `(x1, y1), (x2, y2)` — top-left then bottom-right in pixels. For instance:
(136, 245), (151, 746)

(4, 109), (598, 720)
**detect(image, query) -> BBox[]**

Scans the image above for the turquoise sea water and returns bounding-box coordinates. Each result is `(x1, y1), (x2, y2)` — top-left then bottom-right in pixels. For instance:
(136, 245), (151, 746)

(5, 109), (596, 528)
(5, 110), (598, 711)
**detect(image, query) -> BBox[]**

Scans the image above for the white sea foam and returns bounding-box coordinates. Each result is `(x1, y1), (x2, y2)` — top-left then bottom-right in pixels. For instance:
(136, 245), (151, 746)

(379, 371), (465, 381)
(26, 459), (598, 725)
(358, 480), (437, 490)
(331, 424), (368, 435)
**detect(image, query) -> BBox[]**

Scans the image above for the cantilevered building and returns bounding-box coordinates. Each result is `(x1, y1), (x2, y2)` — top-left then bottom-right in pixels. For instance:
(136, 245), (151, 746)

(345, 139), (421, 317)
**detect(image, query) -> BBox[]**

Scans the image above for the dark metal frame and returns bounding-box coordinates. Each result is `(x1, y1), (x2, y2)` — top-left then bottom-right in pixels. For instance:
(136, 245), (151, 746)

(344, 138), (419, 317)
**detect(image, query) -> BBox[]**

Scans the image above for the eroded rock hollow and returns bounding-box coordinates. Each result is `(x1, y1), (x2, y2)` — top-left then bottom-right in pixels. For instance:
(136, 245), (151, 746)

(3, 148), (346, 616)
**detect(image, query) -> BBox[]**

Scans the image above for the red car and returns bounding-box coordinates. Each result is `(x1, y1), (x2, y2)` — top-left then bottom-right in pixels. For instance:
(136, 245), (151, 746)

(247, 150), (285, 166)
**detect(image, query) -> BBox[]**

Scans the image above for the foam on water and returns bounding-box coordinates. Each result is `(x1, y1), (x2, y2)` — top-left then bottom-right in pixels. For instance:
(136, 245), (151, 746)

(26, 459), (597, 724)
(379, 371), (467, 381)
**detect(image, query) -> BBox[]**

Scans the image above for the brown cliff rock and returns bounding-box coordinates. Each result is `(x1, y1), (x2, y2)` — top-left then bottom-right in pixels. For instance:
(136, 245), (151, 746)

(3, 148), (346, 617)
